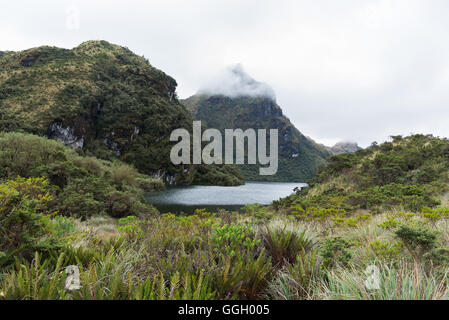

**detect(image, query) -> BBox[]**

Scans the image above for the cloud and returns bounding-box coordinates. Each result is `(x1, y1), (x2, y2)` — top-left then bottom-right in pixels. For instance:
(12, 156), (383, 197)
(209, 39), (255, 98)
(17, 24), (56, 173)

(2, 0), (449, 147)
(198, 64), (276, 100)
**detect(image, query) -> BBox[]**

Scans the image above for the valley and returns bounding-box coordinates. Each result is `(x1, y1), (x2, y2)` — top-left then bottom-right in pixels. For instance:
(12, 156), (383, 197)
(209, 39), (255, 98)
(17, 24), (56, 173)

(1, 41), (448, 301)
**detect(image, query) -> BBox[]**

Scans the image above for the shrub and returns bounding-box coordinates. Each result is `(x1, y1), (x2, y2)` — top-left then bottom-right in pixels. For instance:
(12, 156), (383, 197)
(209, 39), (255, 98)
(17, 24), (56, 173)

(0, 132), (67, 178)
(424, 247), (449, 266)
(136, 177), (165, 192)
(0, 132), (160, 220)
(118, 216), (143, 239)
(319, 237), (353, 268)
(370, 240), (403, 261)
(57, 186), (104, 219)
(244, 204), (273, 223)
(0, 177), (58, 262)
(211, 223), (260, 258)
(111, 162), (138, 189)
(394, 224), (438, 263)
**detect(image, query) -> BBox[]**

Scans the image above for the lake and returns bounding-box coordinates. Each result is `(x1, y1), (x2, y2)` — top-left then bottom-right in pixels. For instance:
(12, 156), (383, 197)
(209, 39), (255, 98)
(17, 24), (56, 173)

(145, 182), (307, 213)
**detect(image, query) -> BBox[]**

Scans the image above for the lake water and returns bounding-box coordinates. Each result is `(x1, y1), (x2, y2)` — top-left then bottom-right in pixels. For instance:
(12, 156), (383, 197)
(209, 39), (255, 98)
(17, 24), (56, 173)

(145, 182), (307, 214)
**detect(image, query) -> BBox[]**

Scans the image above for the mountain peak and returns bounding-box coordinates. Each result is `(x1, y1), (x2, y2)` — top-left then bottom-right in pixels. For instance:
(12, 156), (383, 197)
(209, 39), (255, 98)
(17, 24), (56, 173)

(198, 64), (276, 101)
(328, 141), (362, 154)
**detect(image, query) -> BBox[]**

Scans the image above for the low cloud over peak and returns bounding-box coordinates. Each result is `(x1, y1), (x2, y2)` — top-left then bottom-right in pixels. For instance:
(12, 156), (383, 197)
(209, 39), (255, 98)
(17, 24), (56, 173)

(198, 64), (276, 100)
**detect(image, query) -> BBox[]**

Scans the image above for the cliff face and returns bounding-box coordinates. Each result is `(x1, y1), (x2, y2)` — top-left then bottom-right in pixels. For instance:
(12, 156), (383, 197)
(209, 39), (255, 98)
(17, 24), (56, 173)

(0, 41), (244, 185)
(182, 94), (331, 182)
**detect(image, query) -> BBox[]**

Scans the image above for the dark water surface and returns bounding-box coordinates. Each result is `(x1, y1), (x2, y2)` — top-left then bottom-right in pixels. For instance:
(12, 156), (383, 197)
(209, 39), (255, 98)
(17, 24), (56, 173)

(145, 182), (307, 214)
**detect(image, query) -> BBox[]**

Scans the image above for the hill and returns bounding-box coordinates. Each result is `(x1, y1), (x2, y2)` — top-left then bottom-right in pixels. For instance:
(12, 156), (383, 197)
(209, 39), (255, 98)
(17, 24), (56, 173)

(327, 141), (362, 154)
(276, 134), (449, 212)
(0, 41), (242, 186)
(182, 66), (331, 182)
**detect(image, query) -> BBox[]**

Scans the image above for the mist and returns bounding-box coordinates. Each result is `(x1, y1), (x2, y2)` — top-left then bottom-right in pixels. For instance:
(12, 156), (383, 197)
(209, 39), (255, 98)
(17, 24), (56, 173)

(198, 64), (276, 100)
(2, 0), (449, 147)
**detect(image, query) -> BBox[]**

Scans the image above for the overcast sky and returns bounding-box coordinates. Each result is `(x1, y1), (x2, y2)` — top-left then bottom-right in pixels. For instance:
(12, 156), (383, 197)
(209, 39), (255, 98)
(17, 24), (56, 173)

(2, 0), (449, 147)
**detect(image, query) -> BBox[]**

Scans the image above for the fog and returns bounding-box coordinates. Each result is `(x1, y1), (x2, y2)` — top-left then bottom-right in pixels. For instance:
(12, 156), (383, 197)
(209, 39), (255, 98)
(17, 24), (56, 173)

(2, 0), (449, 147)
(198, 64), (276, 100)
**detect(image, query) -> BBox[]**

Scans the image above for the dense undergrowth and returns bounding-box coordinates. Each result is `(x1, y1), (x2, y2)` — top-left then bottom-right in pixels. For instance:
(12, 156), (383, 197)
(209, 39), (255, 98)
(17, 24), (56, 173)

(1, 134), (449, 300)
(0, 132), (162, 222)
(2, 204), (449, 300)
(276, 134), (449, 213)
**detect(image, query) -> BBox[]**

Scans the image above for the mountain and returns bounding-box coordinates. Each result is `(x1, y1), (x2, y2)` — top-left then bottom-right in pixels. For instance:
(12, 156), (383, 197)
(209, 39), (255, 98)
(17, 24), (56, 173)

(0, 41), (243, 186)
(182, 66), (331, 182)
(276, 134), (449, 212)
(0, 51), (11, 59)
(327, 141), (362, 155)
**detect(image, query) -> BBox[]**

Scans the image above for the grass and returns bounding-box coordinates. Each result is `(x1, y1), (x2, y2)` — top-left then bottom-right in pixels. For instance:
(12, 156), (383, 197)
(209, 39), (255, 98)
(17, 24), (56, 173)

(2, 134), (449, 300)
(318, 262), (449, 300)
(2, 203), (449, 300)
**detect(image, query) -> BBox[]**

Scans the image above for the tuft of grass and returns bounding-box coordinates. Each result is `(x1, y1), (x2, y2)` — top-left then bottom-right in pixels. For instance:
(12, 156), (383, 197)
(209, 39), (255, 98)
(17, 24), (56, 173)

(261, 226), (314, 267)
(318, 262), (449, 300)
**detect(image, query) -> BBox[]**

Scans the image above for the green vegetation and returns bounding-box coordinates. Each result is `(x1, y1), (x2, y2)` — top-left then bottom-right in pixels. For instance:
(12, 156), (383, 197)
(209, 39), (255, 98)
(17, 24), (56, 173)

(0, 132), (160, 224)
(0, 41), (242, 186)
(182, 94), (331, 182)
(1, 49), (449, 302)
(276, 134), (449, 213)
(193, 163), (243, 186)
(3, 200), (449, 300)
(2, 134), (449, 300)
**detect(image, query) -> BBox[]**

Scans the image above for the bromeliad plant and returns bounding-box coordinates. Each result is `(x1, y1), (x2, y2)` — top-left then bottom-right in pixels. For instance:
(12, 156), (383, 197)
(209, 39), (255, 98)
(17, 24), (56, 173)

(261, 227), (314, 267)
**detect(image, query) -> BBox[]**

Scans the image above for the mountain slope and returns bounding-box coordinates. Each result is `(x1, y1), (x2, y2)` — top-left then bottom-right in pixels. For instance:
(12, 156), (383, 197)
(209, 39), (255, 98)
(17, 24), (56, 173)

(182, 67), (331, 182)
(326, 141), (362, 155)
(276, 134), (449, 212)
(0, 41), (242, 185)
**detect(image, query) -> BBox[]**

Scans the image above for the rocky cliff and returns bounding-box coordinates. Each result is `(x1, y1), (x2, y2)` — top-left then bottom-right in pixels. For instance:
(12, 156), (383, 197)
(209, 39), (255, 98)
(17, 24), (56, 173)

(182, 67), (331, 182)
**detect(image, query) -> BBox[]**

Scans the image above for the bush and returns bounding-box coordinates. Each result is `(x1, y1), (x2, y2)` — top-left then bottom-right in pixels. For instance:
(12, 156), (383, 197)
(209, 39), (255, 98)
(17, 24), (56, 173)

(0, 132), (159, 220)
(395, 224), (438, 262)
(319, 237), (353, 268)
(118, 216), (143, 239)
(370, 240), (402, 261)
(136, 177), (165, 192)
(211, 223), (260, 258)
(111, 162), (138, 189)
(425, 247), (449, 266)
(57, 186), (104, 219)
(281, 134), (449, 214)
(0, 177), (58, 263)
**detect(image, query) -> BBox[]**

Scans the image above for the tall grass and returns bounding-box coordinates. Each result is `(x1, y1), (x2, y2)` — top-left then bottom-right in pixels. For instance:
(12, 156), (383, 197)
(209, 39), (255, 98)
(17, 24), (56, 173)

(318, 262), (449, 300)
